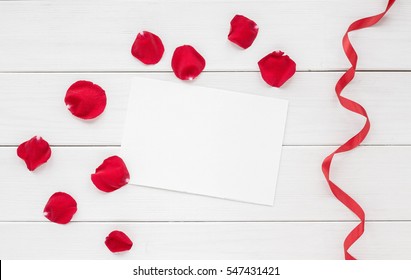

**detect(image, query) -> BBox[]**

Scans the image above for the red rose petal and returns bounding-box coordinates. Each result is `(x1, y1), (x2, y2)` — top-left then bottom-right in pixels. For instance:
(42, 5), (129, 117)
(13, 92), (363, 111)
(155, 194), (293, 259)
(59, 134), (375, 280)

(105, 230), (133, 253)
(228, 15), (259, 49)
(131, 31), (165, 65)
(43, 192), (77, 224)
(91, 156), (130, 193)
(17, 136), (51, 171)
(64, 80), (107, 119)
(171, 45), (206, 80)
(258, 51), (296, 87)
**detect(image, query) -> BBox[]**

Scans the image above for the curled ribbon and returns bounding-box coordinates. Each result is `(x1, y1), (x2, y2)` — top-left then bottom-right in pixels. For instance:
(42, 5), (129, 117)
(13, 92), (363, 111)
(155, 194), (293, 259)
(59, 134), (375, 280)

(322, 0), (396, 260)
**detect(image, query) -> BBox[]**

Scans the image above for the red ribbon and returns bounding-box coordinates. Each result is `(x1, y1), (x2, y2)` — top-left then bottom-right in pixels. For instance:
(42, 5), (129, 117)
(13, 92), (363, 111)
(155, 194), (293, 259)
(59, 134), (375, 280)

(322, 0), (396, 260)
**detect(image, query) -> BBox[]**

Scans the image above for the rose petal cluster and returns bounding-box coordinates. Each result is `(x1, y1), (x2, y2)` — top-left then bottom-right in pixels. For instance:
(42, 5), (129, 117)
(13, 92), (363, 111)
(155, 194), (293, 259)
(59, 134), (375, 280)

(17, 15), (298, 256)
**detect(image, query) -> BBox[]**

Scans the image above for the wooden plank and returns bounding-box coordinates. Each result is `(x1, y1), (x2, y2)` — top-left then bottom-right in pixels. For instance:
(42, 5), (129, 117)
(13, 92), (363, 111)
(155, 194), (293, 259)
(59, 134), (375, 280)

(0, 0), (408, 71)
(0, 221), (409, 259)
(1, 146), (411, 221)
(1, 72), (410, 146)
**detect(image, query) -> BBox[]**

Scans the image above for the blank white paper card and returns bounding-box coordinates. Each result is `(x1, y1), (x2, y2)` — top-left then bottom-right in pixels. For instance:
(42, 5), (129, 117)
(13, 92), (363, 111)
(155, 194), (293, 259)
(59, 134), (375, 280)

(121, 77), (288, 205)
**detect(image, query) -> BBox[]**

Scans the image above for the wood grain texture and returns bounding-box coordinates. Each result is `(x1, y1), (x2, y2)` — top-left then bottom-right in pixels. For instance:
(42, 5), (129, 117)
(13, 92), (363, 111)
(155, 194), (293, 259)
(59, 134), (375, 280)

(0, 0), (409, 71)
(1, 221), (410, 259)
(1, 72), (410, 146)
(1, 146), (411, 222)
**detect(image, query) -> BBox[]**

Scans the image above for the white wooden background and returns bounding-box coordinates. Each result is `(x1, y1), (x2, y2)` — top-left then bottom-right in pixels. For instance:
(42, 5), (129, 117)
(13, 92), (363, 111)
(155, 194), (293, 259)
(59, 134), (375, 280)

(0, 0), (410, 259)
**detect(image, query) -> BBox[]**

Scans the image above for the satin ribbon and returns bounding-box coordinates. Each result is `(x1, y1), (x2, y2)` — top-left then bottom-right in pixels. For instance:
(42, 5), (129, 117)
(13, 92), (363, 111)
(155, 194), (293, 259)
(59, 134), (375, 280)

(322, 0), (396, 260)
